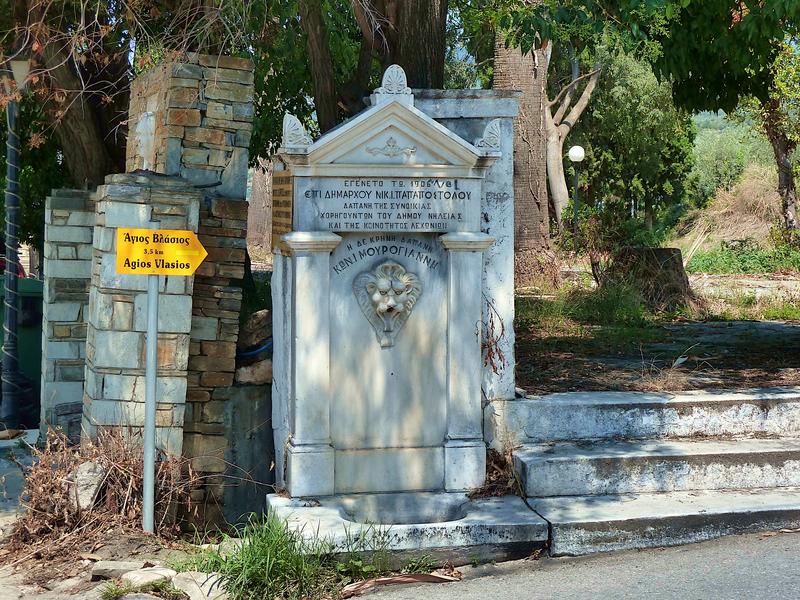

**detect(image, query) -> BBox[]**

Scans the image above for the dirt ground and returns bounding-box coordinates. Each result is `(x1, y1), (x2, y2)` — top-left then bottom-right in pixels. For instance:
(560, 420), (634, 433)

(516, 319), (800, 395)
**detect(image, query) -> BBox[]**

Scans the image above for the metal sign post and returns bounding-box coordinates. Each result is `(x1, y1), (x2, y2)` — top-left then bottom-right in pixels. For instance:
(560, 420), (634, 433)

(115, 226), (207, 533)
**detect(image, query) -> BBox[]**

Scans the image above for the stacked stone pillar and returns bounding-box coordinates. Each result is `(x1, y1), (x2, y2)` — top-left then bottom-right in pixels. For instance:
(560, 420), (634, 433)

(82, 174), (202, 454)
(40, 190), (94, 440)
(125, 53), (255, 522)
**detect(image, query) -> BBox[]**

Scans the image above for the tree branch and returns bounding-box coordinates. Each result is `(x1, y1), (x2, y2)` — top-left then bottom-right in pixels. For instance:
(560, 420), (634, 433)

(561, 65), (601, 131)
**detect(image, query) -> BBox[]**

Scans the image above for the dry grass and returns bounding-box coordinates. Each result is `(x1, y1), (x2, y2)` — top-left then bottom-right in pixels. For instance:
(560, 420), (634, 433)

(673, 164), (782, 258)
(0, 429), (199, 580)
(469, 447), (523, 499)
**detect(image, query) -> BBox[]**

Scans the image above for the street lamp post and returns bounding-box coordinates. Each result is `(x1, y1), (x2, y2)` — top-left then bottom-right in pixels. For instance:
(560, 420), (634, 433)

(1, 59), (31, 433)
(568, 145), (585, 249)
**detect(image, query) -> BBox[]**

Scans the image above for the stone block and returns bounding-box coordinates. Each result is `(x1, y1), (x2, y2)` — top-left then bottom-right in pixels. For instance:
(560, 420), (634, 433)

(185, 127), (227, 146)
(56, 363), (85, 381)
(183, 148), (210, 166)
(111, 301), (134, 330)
(198, 54), (254, 70)
(206, 101), (233, 120)
(91, 560), (148, 580)
(133, 294), (193, 333)
(191, 316), (218, 340)
(200, 341), (236, 357)
(207, 149), (230, 167)
(47, 226), (93, 243)
(92, 330), (142, 369)
(152, 334), (190, 370)
(167, 108), (201, 126)
(202, 66), (255, 85)
(189, 355), (235, 372)
(171, 63), (203, 79)
(66, 212), (95, 227)
(104, 203), (151, 228)
(218, 148), (249, 198)
(168, 86), (201, 108)
(46, 302), (82, 322)
(235, 129), (252, 147)
(210, 198), (249, 221)
(57, 246), (77, 260)
(200, 371), (233, 387)
(204, 81), (253, 103)
(47, 259), (93, 280)
(93, 227), (115, 252)
(47, 340), (84, 360)
(232, 102), (254, 122)
(202, 118), (252, 131)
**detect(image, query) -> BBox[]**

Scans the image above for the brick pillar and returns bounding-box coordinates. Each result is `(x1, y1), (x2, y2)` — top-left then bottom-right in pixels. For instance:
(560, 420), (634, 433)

(40, 190), (94, 441)
(82, 173), (202, 454)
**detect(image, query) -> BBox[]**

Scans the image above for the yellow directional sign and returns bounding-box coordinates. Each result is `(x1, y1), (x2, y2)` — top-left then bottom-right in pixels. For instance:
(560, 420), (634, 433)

(116, 228), (208, 276)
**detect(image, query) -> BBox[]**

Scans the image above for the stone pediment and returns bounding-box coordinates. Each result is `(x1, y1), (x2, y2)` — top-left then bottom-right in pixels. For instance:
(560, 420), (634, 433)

(279, 65), (499, 177)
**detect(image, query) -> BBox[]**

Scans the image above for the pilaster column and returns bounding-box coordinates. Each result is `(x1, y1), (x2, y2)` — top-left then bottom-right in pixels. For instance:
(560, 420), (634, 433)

(283, 231), (341, 497)
(440, 232), (494, 491)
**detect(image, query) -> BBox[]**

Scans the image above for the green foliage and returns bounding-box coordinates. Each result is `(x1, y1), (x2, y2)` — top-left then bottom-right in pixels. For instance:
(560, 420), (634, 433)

(564, 51), (694, 250)
(0, 98), (72, 253)
(656, 1), (800, 112)
(496, 0), (675, 59)
(687, 239), (800, 274)
(686, 115), (773, 208)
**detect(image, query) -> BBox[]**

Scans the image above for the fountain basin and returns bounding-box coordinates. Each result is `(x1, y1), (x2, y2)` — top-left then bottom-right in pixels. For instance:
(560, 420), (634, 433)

(266, 492), (548, 564)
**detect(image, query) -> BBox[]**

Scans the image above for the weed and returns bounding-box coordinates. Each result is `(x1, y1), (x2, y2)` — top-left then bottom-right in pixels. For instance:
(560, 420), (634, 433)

(100, 580), (187, 600)
(401, 554), (438, 574)
(336, 522), (392, 582)
(100, 582), (133, 600)
(183, 513), (337, 600)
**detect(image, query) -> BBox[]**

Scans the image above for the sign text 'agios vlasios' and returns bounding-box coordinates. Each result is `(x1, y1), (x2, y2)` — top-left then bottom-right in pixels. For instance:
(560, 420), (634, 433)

(116, 228), (208, 276)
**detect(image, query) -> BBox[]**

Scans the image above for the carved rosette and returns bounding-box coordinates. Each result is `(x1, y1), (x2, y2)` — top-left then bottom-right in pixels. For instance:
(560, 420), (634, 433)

(353, 261), (422, 348)
(374, 65), (412, 96)
(475, 119), (502, 149)
(282, 113), (312, 148)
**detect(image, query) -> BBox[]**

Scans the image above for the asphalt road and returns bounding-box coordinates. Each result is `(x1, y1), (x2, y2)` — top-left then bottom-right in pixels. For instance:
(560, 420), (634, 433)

(371, 531), (800, 600)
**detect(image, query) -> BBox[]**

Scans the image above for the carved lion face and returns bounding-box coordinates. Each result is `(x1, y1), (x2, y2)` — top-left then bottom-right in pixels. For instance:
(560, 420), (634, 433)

(354, 262), (422, 348)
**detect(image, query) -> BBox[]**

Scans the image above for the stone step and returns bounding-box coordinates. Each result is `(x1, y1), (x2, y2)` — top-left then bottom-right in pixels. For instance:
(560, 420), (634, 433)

(487, 387), (800, 444)
(530, 487), (800, 556)
(514, 438), (800, 497)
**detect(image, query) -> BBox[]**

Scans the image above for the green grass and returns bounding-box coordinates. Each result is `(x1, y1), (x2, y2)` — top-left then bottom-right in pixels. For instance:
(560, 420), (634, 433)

(687, 241), (800, 274)
(170, 513), (435, 600)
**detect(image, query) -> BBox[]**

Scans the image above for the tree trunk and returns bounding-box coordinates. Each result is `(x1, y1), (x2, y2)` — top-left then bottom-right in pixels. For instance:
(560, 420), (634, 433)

(763, 99), (799, 235)
(299, 0), (340, 132)
(545, 109), (569, 232)
(493, 34), (553, 287)
(394, 0), (448, 88)
(39, 48), (121, 188)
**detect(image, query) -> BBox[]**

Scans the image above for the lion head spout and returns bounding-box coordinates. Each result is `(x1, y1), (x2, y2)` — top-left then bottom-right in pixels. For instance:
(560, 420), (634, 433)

(353, 261), (422, 347)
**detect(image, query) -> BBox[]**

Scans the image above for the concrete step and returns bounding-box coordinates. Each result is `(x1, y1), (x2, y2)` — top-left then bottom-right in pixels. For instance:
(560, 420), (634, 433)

(515, 438), (800, 497)
(530, 487), (800, 556)
(487, 387), (800, 444)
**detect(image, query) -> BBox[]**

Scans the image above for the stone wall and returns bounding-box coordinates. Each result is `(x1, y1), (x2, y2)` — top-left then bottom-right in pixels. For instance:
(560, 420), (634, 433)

(183, 197), (248, 523)
(40, 189), (94, 441)
(82, 174), (202, 454)
(126, 53), (253, 199)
